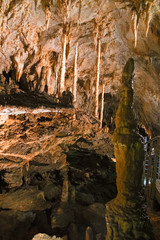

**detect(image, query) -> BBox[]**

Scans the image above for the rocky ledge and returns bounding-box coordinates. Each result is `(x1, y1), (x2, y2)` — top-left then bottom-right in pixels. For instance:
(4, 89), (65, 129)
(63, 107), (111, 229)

(0, 106), (116, 240)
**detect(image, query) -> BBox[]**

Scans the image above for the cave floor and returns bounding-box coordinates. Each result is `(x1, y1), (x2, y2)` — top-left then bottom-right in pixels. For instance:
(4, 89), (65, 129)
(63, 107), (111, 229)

(0, 102), (159, 240)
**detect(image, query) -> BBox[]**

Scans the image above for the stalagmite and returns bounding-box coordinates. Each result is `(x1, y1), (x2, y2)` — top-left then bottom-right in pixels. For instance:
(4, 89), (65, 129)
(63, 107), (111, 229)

(105, 58), (153, 240)
(85, 226), (93, 240)
(100, 84), (105, 128)
(73, 41), (78, 106)
(59, 33), (67, 96)
(94, 38), (101, 118)
(61, 168), (68, 203)
(145, 2), (152, 37)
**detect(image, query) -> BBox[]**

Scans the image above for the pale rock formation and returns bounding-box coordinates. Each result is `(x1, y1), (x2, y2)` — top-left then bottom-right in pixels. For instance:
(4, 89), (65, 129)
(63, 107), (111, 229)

(32, 233), (62, 240)
(0, 0), (159, 134)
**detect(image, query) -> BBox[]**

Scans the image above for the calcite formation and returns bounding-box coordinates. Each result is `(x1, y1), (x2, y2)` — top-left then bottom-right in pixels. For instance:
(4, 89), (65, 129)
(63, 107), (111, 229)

(106, 58), (153, 240)
(0, 0), (160, 239)
(0, 0), (159, 135)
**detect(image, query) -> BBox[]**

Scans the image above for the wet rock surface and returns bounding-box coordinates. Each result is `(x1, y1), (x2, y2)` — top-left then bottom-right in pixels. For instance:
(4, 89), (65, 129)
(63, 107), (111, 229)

(0, 107), (116, 240)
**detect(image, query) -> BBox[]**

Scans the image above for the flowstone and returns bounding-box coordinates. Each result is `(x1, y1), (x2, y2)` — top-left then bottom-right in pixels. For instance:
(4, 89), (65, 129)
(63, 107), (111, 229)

(105, 58), (154, 240)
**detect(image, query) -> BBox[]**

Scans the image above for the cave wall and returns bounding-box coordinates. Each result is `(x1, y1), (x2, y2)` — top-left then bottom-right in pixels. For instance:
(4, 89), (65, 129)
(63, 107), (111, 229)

(0, 0), (160, 134)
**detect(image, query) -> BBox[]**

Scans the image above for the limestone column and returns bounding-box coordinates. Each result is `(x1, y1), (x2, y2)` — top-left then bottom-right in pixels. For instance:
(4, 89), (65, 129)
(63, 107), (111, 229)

(106, 58), (154, 240)
(59, 32), (67, 96)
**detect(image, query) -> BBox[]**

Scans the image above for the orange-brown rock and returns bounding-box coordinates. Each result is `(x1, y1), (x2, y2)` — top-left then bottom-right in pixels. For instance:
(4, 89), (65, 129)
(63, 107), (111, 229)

(0, 0), (160, 135)
(0, 105), (116, 240)
(106, 58), (154, 240)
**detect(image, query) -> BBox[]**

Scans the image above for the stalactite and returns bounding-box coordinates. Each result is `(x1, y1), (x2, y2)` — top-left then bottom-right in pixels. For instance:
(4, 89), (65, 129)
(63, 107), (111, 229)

(36, 55), (45, 78)
(14, 51), (28, 82)
(145, 2), (152, 37)
(73, 41), (78, 106)
(0, 0), (9, 13)
(94, 38), (101, 118)
(34, 0), (37, 9)
(100, 83), (105, 128)
(45, 5), (51, 30)
(67, 0), (71, 19)
(78, 0), (81, 25)
(93, 23), (99, 50)
(55, 55), (61, 95)
(46, 67), (52, 93)
(132, 11), (139, 48)
(36, 64), (42, 79)
(59, 33), (67, 96)
(59, 0), (71, 97)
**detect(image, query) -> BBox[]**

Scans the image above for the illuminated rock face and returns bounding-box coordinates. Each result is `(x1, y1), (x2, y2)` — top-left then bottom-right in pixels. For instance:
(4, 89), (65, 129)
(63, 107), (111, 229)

(0, 0), (160, 135)
(105, 58), (153, 240)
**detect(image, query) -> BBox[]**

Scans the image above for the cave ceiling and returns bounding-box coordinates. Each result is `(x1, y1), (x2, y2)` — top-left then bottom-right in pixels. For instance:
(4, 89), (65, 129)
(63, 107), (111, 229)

(0, 0), (160, 135)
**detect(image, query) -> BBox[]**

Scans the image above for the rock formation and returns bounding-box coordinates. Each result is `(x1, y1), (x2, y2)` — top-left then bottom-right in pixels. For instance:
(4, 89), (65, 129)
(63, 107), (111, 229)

(106, 58), (153, 240)
(0, 0), (159, 135)
(0, 0), (160, 239)
(0, 105), (116, 240)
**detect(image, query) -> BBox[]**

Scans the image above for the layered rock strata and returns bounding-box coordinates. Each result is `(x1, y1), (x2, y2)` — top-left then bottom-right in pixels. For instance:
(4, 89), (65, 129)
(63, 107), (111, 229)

(0, 106), (116, 240)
